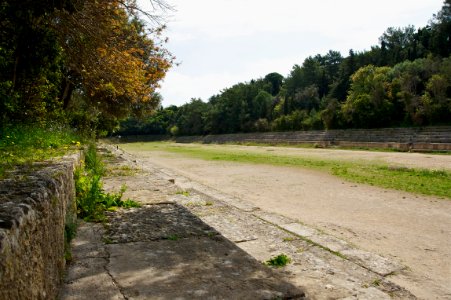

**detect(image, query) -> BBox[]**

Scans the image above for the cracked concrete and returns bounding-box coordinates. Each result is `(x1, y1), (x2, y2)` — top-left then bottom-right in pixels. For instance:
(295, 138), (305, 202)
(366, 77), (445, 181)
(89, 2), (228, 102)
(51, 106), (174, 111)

(59, 144), (417, 299)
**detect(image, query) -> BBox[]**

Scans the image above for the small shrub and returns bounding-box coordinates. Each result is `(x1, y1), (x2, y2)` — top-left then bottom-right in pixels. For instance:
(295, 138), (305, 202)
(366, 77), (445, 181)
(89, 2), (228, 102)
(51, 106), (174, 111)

(265, 254), (291, 267)
(166, 234), (179, 241)
(372, 278), (382, 286)
(84, 143), (105, 175)
(169, 125), (179, 136)
(75, 145), (140, 222)
(64, 222), (77, 262)
(176, 190), (190, 197)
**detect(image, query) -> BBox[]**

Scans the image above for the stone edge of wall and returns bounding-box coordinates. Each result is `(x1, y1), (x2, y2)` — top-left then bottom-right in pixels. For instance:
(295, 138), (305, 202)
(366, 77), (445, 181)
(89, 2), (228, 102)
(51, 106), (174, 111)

(0, 151), (81, 300)
(111, 127), (451, 151)
(172, 126), (451, 151)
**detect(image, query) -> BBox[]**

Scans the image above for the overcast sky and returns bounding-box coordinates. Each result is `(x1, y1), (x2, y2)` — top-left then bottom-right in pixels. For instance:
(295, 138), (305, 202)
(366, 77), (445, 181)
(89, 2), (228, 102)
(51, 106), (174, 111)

(138, 0), (444, 107)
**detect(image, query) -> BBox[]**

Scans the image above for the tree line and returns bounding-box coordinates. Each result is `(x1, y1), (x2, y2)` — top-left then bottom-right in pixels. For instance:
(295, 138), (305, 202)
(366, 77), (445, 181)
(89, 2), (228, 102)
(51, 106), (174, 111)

(0, 0), (173, 136)
(119, 0), (451, 136)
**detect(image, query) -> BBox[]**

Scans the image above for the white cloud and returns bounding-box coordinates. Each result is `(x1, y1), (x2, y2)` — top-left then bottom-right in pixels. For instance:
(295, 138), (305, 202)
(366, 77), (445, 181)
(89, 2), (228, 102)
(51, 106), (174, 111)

(159, 71), (241, 106)
(168, 0), (439, 39)
(138, 0), (444, 106)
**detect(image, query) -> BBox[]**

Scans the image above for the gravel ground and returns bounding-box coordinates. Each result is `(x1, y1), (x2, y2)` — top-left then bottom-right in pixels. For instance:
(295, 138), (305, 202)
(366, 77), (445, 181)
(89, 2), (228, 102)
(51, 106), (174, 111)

(120, 143), (451, 299)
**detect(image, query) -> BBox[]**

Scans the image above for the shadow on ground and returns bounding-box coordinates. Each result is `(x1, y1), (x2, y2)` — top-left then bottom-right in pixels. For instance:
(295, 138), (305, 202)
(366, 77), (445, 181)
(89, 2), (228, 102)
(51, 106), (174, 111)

(60, 202), (306, 299)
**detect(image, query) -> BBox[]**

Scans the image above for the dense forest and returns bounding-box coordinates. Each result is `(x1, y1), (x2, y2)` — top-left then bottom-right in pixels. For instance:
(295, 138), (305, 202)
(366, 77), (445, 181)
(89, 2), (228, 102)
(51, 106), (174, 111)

(119, 0), (451, 136)
(0, 0), (173, 136)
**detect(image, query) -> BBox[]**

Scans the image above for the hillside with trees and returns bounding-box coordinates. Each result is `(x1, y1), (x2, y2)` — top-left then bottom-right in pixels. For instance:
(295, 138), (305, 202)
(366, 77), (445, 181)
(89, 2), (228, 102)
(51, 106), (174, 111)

(119, 0), (451, 136)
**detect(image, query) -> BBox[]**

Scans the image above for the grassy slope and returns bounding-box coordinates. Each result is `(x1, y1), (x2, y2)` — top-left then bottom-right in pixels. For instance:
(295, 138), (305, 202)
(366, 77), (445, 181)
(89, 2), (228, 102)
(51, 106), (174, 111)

(0, 125), (81, 178)
(121, 142), (451, 199)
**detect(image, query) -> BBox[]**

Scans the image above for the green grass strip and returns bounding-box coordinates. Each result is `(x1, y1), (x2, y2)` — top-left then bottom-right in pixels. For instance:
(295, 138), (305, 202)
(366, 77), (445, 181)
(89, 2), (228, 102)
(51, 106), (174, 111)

(121, 142), (451, 199)
(0, 124), (81, 178)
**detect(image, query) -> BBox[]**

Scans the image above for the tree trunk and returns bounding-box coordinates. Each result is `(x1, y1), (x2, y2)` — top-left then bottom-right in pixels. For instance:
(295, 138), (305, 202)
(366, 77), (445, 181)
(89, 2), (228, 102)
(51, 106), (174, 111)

(61, 77), (74, 110)
(12, 55), (19, 89)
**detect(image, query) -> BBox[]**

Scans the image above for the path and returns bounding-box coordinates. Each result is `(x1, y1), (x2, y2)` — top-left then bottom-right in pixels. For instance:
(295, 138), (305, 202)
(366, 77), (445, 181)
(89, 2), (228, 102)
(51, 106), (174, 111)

(59, 145), (305, 299)
(121, 144), (451, 299)
(60, 144), (418, 299)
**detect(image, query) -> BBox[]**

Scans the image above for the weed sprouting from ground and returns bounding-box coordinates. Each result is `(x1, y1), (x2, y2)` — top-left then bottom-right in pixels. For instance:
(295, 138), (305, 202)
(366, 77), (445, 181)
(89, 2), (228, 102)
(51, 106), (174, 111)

(166, 234), (180, 241)
(265, 254), (291, 267)
(372, 278), (382, 286)
(107, 165), (138, 177)
(75, 144), (140, 222)
(176, 190), (190, 197)
(64, 222), (78, 262)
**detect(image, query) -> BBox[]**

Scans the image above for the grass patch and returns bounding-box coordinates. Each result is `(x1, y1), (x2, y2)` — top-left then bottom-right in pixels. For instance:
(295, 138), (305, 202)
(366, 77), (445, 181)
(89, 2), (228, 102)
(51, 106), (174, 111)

(176, 190), (190, 197)
(75, 144), (140, 222)
(183, 140), (451, 154)
(223, 141), (318, 149)
(121, 142), (451, 199)
(165, 234), (180, 241)
(64, 222), (78, 262)
(371, 278), (382, 286)
(103, 237), (113, 244)
(265, 254), (291, 267)
(106, 165), (138, 177)
(0, 124), (81, 178)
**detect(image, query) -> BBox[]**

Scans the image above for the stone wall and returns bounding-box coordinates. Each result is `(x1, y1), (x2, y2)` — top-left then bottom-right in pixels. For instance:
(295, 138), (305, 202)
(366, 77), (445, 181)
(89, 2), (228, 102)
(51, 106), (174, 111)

(174, 126), (451, 151)
(0, 153), (80, 300)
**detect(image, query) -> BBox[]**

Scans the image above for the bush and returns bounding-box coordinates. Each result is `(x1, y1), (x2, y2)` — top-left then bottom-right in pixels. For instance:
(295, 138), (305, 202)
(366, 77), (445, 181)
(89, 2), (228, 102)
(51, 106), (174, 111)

(75, 144), (140, 222)
(265, 254), (291, 267)
(169, 125), (179, 136)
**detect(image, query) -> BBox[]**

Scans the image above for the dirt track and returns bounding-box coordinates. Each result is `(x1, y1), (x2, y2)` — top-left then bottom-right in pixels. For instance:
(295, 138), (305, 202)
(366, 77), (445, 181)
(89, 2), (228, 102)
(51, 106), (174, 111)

(122, 144), (451, 299)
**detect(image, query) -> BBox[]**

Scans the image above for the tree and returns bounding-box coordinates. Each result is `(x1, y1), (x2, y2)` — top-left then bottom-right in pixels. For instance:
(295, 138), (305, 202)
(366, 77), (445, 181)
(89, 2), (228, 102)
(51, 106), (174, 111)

(0, 0), (82, 125)
(283, 64), (302, 114)
(429, 0), (451, 58)
(293, 85), (320, 111)
(252, 90), (273, 120)
(320, 98), (342, 129)
(421, 74), (451, 123)
(379, 26), (417, 65)
(263, 72), (284, 96)
(329, 49), (356, 101)
(0, 0), (173, 133)
(176, 99), (210, 135)
(55, 1), (173, 125)
(342, 65), (395, 128)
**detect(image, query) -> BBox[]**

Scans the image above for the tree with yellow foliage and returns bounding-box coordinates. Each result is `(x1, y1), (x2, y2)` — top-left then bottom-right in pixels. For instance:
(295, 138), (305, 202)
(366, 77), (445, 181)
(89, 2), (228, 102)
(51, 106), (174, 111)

(55, 0), (173, 133)
(0, 0), (173, 133)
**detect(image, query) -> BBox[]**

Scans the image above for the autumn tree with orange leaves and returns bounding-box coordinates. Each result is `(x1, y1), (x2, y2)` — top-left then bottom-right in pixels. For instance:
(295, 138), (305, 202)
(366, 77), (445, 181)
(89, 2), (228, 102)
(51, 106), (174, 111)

(0, 0), (173, 133)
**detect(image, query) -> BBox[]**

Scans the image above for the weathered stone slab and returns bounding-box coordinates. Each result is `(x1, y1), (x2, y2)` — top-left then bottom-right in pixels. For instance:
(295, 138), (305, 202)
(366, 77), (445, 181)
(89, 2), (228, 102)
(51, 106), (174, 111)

(341, 249), (404, 277)
(282, 223), (317, 238)
(59, 223), (123, 300)
(107, 237), (304, 300)
(104, 204), (218, 243)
